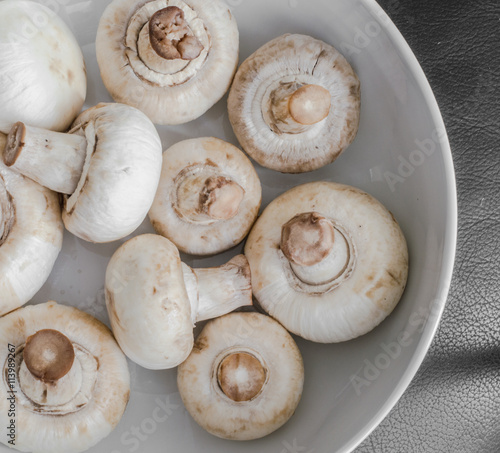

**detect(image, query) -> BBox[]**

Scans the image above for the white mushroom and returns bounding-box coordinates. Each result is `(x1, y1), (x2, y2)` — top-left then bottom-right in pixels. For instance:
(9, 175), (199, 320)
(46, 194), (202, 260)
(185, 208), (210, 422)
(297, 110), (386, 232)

(149, 137), (262, 255)
(0, 0), (86, 134)
(0, 301), (130, 453)
(245, 182), (409, 343)
(105, 234), (252, 369)
(177, 312), (304, 440)
(96, 0), (239, 125)
(3, 103), (162, 243)
(0, 134), (63, 316)
(228, 34), (360, 173)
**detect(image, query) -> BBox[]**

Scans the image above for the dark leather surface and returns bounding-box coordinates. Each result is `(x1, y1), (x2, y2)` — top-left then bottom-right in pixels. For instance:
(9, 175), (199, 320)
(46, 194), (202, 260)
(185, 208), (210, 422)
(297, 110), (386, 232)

(355, 1), (500, 452)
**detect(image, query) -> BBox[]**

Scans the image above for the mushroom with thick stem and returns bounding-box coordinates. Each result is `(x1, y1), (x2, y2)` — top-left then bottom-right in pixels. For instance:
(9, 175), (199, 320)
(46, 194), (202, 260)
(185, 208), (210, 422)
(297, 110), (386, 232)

(149, 137), (262, 255)
(0, 301), (130, 453)
(3, 103), (162, 243)
(0, 0), (86, 134)
(96, 0), (239, 125)
(228, 34), (361, 173)
(105, 234), (253, 370)
(177, 312), (304, 440)
(245, 182), (409, 343)
(0, 134), (63, 316)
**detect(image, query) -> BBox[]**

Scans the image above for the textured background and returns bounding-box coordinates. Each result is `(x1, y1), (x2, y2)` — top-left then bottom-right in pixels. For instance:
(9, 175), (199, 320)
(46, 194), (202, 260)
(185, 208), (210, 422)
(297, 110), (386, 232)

(356, 1), (500, 452)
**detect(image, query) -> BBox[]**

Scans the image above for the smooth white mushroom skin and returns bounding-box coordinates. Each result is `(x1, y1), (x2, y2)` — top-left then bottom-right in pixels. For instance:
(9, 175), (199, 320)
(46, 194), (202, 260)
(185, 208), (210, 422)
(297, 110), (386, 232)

(178, 312), (304, 440)
(96, 0), (239, 125)
(149, 137), (262, 255)
(0, 302), (130, 453)
(105, 234), (252, 370)
(0, 0), (86, 134)
(0, 134), (63, 316)
(63, 103), (163, 243)
(245, 182), (409, 343)
(228, 34), (361, 173)
(106, 234), (194, 370)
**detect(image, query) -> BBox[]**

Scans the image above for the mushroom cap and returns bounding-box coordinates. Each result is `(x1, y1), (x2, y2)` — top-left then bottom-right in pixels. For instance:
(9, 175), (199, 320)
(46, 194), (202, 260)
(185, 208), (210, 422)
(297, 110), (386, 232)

(0, 301), (130, 453)
(0, 0), (86, 134)
(96, 0), (239, 125)
(149, 137), (262, 255)
(0, 134), (63, 316)
(228, 34), (360, 173)
(105, 234), (194, 369)
(63, 103), (162, 243)
(177, 312), (304, 440)
(244, 182), (409, 343)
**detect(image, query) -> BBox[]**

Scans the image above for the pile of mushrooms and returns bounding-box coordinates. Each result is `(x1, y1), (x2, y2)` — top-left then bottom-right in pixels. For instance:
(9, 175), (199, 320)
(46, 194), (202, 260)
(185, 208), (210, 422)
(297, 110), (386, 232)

(0, 301), (130, 453)
(178, 312), (304, 440)
(149, 137), (262, 255)
(245, 181), (408, 343)
(228, 34), (361, 173)
(105, 234), (253, 369)
(3, 103), (162, 243)
(96, 0), (239, 125)
(0, 0), (86, 134)
(0, 0), (412, 446)
(0, 134), (63, 316)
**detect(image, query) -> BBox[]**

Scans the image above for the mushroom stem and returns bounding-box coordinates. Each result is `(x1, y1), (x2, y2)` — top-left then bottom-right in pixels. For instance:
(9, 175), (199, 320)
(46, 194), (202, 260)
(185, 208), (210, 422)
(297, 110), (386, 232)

(135, 5), (204, 75)
(199, 176), (245, 220)
(217, 352), (267, 402)
(176, 170), (245, 222)
(281, 212), (351, 285)
(182, 254), (253, 323)
(4, 122), (87, 194)
(19, 329), (83, 406)
(268, 82), (331, 134)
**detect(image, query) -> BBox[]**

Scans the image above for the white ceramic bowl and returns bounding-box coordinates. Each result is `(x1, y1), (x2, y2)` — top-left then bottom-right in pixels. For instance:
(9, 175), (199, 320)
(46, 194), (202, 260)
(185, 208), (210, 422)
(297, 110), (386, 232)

(4, 0), (457, 452)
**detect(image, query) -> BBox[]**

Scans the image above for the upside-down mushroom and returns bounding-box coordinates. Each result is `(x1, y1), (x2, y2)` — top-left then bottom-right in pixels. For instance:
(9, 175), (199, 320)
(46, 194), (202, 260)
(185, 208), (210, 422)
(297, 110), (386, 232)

(0, 301), (130, 453)
(0, 0), (86, 134)
(0, 134), (63, 316)
(178, 312), (304, 440)
(228, 34), (360, 173)
(96, 0), (239, 125)
(3, 103), (162, 243)
(105, 234), (253, 369)
(245, 182), (409, 343)
(149, 137), (262, 255)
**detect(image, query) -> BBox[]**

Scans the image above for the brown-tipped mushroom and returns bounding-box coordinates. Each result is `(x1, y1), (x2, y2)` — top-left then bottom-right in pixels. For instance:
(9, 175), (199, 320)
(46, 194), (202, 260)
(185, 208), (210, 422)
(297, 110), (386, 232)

(105, 234), (253, 370)
(228, 34), (361, 173)
(245, 182), (409, 343)
(0, 301), (130, 453)
(96, 0), (239, 125)
(178, 312), (304, 440)
(149, 137), (262, 255)
(0, 133), (63, 316)
(3, 103), (162, 243)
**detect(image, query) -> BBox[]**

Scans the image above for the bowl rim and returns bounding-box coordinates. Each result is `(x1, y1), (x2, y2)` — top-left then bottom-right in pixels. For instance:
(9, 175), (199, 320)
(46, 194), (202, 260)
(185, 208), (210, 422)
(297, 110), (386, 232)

(342, 1), (458, 451)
